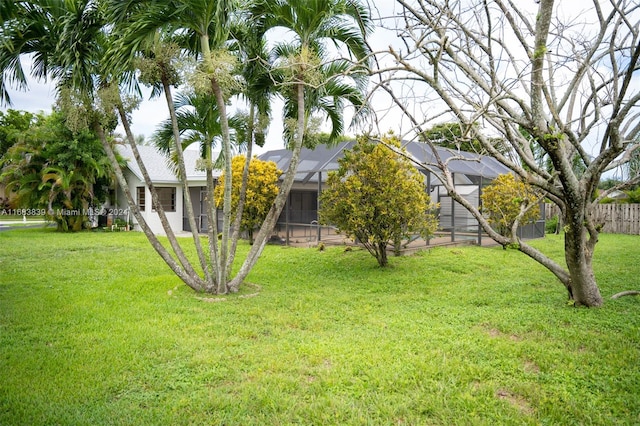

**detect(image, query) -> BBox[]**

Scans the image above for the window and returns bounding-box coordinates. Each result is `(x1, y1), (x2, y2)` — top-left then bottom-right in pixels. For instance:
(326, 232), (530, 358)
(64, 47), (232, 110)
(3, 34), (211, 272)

(137, 187), (146, 211)
(155, 187), (176, 212)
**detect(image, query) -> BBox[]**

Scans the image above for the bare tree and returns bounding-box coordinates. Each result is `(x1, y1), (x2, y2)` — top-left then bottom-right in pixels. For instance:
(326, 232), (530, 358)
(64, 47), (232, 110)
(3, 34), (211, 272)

(374, 0), (640, 306)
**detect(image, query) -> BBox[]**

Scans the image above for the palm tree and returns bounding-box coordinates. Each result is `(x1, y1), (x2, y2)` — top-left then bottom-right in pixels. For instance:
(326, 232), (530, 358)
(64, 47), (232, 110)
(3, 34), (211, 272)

(280, 58), (370, 147)
(224, 13), (275, 275)
(152, 90), (253, 274)
(1, 110), (113, 232)
(41, 166), (93, 231)
(152, 91), (233, 163)
(1, 0), (208, 290)
(228, 0), (373, 290)
(112, 30), (214, 284)
(0, 0), (67, 105)
(151, 90), (249, 229)
(110, 0), (242, 293)
(2, 0), (372, 295)
(1, 141), (45, 215)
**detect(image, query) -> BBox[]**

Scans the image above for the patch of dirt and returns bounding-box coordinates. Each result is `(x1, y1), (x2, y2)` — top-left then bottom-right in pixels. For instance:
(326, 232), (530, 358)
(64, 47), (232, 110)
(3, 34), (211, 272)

(488, 328), (501, 337)
(197, 282), (262, 303)
(524, 360), (540, 374)
(480, 324), (522, 341)
(496, 388), (534, 415)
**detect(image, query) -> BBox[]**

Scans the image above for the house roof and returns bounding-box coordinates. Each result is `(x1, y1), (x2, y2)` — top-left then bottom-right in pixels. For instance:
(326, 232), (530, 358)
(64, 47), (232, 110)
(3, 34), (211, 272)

(401, 141), (511, 180)
(258, 140), (511, 184)
(260, 141), (352, 184)
(117, 144), (216, 184)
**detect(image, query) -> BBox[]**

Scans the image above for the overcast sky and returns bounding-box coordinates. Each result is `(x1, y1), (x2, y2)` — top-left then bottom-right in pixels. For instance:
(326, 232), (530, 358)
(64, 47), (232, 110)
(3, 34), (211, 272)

(2, 1), (635, 166)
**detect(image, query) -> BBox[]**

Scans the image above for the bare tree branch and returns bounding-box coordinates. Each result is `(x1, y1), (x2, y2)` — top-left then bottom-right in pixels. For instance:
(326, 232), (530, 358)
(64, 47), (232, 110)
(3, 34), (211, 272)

(372, 0), (640, 306)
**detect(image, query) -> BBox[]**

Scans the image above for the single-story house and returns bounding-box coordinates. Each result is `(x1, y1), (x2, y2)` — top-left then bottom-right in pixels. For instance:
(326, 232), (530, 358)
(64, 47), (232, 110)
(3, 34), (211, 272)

(259, 140), (546, 245)
(112, 141), (545, 243)
(112, 144), (220, 235)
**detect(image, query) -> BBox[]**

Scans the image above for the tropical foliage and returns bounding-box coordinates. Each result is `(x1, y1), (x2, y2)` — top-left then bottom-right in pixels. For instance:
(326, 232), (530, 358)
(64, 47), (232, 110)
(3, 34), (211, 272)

(319, 134), (438, 267)
(0, 111), (114, 231)
(227, 0), (372, 290)
(214, 155), (281, 244)
(0, 109), (34, 158)
(0, 0), (372, 294)
(151, 91), (233, 172)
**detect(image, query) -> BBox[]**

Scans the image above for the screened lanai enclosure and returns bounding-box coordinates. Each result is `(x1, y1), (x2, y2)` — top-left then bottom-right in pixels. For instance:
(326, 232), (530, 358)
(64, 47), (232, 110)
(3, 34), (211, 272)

(259, 140), (545, 248)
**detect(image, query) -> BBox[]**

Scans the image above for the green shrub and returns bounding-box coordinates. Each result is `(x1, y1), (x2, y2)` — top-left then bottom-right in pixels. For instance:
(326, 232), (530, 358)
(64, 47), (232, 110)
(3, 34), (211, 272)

(599, 197), (616, 204)
(545, 215), (559, 234)
(625, 187), (640, 203)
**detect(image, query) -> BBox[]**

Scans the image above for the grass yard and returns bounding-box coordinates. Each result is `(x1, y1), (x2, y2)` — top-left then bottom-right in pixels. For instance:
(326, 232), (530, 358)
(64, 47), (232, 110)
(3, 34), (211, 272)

(0, 228), (639, 425)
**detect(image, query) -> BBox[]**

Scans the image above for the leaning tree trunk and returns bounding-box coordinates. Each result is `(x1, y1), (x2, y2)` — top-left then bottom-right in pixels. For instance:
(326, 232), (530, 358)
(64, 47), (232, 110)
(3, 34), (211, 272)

(161, 77), (211, 284)
(227, 81), (307, 292)
(226, 104), (255, 277)
(115, 102), (200, 280)
(94, 121), (206, 291)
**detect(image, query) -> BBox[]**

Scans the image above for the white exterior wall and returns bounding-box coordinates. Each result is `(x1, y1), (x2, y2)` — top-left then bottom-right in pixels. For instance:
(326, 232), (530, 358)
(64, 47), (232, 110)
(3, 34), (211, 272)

(117, 171), (184, 235)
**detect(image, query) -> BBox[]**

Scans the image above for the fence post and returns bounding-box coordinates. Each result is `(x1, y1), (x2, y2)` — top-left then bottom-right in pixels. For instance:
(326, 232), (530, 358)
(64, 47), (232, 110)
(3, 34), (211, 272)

(477, 177), (483, 245)
(317, 171), (322, 242)
(451, 173), (456, 242)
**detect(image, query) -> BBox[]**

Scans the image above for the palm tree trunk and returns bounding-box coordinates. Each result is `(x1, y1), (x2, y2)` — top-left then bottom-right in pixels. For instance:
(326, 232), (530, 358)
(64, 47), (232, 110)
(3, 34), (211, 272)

(94, 121), (205, 291)
(115, 102), (201, 282)
(228, 82), (307, 291)
(199, 34), (232, 294)
(160, 78), (211, 284)
(226, 104), (255, 276)
(205, 158), (219, 293)
(210, 78), (233, 294)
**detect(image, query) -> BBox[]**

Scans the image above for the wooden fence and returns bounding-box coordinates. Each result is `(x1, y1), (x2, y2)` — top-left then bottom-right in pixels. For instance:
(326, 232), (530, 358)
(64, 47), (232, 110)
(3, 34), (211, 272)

(545, 203), (640, 235)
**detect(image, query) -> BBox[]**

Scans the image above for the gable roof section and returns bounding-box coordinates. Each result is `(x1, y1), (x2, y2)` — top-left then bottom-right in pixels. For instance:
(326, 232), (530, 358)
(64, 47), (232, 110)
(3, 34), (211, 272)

(117, 145), (213, 184)
(259, 140), (511, 182)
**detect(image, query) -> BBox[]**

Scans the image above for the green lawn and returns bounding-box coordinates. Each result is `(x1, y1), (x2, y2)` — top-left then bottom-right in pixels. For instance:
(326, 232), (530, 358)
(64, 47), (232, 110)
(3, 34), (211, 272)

(0, 228), (638, 425)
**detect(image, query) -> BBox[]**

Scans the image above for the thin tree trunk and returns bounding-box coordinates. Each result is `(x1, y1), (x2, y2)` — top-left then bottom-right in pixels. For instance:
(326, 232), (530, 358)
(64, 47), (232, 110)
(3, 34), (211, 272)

(226, 104), (255, 276)
(530, 0), (555, 133)
(198, 34), (228, 293)
(161, 78), (211, 285)
(228, 82), (307, 291)
(555, 213), (563, 235)
(94, 122), (205, 291)
(115, 102), (201, 282)
(210, 78), (233, 294)
(205, 163), (219, 293)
